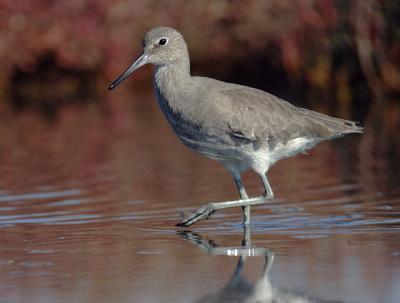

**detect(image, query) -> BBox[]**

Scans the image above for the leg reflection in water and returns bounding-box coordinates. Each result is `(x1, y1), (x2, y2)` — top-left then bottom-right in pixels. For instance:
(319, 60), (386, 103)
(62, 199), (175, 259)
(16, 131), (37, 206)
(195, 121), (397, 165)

(178, 227), (345, 303)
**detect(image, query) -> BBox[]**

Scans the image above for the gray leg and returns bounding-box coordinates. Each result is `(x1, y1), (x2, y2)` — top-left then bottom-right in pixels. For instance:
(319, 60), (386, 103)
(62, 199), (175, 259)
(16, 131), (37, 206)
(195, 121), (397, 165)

(229, 256), (245, 285)
(242, 224), (251, 248)
(176, 196), (269, 227)
(234, 175), (250, 226)
(261, 251), (275, 278)
(176, 173), (275, 227)
(260, 173), (274, 199)
(234, 175), (248, 199)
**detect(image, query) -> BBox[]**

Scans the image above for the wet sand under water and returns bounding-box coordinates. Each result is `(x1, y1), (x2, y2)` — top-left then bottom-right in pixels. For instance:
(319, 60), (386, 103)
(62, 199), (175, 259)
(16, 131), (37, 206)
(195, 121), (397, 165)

(0, 94), (399, 303)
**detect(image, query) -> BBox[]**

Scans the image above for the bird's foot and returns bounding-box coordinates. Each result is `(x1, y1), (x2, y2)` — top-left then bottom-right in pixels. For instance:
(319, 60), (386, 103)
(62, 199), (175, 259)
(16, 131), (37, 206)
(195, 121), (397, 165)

(176, 203), (216, 227)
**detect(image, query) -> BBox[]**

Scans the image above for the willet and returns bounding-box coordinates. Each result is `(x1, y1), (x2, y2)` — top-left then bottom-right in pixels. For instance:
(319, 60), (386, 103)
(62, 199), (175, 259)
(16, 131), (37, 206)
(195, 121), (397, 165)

(109, 27), (363, 227)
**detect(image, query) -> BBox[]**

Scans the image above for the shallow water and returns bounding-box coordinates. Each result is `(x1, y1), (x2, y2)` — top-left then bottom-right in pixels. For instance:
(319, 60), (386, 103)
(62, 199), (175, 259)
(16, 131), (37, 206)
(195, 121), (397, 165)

(0, 92), (399, 303)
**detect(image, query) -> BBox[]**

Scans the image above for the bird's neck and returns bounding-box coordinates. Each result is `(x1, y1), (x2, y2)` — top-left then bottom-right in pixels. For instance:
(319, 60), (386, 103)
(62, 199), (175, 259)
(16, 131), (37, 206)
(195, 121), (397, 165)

(153, 60), (192, 111)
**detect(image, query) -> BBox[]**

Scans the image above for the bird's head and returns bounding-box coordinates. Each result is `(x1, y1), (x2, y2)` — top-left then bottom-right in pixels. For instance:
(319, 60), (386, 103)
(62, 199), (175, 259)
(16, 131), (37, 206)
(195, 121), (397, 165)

(109, 27), (188, 90)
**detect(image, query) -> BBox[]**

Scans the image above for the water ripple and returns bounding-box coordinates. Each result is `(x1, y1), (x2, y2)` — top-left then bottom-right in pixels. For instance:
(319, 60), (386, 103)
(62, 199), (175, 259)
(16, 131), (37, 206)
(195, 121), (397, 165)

(0, 189), (81, 202)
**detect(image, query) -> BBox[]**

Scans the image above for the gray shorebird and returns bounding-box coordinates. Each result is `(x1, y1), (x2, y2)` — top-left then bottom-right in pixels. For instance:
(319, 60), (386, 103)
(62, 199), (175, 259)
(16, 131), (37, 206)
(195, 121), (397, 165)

(109, 27), (362, 227)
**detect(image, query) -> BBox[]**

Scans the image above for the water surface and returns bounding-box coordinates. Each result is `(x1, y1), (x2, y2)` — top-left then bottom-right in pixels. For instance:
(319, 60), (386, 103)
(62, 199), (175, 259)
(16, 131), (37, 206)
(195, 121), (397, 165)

(0, 92), (399, 303)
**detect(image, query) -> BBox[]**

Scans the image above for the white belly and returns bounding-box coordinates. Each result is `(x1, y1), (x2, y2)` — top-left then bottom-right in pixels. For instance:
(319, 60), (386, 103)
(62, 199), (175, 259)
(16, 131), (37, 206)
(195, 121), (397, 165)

(268, 137), (320, 164)
(219, 137), (320, 175)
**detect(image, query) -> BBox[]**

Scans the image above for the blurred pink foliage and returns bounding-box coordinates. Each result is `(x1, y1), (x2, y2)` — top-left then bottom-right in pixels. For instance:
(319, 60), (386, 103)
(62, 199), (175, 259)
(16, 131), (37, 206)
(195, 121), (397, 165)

(0, 0), (113, 74)
(0, 1), (305, 78)
(0, 0), (399, 98)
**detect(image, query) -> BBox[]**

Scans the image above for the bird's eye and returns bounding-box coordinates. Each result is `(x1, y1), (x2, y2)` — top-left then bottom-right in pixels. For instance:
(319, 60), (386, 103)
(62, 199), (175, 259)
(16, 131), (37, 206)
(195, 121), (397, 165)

(158, 38), (168, 46)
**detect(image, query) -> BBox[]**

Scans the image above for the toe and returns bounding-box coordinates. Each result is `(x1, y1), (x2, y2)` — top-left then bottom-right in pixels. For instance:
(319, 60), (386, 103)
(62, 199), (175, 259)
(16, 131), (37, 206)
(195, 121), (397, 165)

(175, 204), (216, 227)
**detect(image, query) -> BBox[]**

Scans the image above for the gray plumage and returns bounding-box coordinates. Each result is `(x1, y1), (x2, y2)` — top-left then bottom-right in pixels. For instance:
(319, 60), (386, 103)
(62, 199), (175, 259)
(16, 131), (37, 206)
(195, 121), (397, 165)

(109, 27), (363, 226)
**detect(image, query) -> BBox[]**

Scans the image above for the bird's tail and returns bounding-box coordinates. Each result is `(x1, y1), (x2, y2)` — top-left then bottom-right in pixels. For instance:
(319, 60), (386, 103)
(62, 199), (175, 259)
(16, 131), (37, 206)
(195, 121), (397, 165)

(328, 117), (364, 136)
(298, 107), (363, 138)
(338, 120), (363, 134)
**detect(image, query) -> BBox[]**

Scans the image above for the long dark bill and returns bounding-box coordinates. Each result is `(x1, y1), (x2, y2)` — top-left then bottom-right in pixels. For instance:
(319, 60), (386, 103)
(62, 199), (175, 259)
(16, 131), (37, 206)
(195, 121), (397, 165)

(108, 54), (149, 90)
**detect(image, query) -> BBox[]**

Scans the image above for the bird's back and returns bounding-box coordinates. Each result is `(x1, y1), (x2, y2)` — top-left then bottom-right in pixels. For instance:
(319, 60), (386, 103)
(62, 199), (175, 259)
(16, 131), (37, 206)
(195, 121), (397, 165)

(191, 77), (362, 144)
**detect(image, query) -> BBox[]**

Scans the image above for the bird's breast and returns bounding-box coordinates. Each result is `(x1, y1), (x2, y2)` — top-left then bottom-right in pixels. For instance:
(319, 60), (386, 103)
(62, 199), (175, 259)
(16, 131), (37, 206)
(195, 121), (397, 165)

(153, 84), (244, 160)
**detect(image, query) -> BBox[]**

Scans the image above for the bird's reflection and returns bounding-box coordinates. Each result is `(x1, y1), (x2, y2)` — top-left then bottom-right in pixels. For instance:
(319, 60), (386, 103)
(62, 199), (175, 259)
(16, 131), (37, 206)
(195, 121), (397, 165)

(178, 227), (344, 303)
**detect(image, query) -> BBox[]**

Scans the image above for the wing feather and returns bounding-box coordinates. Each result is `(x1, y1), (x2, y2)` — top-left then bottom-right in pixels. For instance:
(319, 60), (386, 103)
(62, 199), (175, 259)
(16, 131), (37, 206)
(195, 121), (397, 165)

(216, 86), (362, 145)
